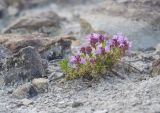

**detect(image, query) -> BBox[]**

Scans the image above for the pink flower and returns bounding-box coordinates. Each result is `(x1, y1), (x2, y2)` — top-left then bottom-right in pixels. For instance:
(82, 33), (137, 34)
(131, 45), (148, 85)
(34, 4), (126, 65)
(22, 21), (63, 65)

(99, 34), (108, 43)
(105, 46), (110, 53)
(80, 47), (86, 54)
(85, 46), (92, 54)
(96, 45), (106, 55)
(70, 55), (81, 64)
(80, 58), (86, 64)
(80, 46), (92, 54)
(70, 56), (77, 63)
(70, 54), (86, 65)
(109, 33), (131, 51)
(90, 58), (96, 64)
(87, 33), (99, 47)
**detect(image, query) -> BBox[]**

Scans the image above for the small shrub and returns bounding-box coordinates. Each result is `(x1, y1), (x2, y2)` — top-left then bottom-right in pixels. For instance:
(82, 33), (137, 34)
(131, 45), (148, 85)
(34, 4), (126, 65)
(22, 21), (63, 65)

(59, 32), (132, 80)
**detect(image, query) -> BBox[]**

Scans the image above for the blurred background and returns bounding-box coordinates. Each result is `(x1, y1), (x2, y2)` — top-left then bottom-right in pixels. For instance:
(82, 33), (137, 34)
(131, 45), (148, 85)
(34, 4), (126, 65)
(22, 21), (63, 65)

(0, 0), (159, 49)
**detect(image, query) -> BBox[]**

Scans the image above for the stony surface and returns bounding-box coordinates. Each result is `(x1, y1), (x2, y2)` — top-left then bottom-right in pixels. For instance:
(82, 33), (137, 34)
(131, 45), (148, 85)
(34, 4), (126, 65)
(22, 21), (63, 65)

(0, 48), (159, 113)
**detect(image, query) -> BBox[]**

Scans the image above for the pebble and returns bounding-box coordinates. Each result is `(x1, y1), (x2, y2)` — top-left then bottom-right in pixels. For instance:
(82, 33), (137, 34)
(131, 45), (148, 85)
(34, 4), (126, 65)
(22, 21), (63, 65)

(72, 101), (83, 108)
(21, 98), (34, 106)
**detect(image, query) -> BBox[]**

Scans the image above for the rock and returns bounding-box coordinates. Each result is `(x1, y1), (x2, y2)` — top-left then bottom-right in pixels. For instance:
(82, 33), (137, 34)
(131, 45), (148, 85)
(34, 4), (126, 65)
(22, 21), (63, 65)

(3, 46), (45, 85)
(12, 83), (37, 99)
(156, 44), (160, 52)
(0, 0), (6, 18)
(19, 46), (45, 78)
(0, 34), (75, 59)
(144, 47), (156, 52)
(7, 6), (19, 16)
(21, 98), (34, 106)
(79, 18), (106, 39)
(72, 101), (83, 108)
(152, 59), (160, 76)
(2, 11), (61, 34)
(0, 34), (74, 85)
(32, 78), (49, 93)
(80, 18), (94, 37)
(0, 45), (11, 71)
(93, 110), (108, 113)
(5, 0), (52, 9)
(49, 72), (64, 81)
(7, 88), (13, 94)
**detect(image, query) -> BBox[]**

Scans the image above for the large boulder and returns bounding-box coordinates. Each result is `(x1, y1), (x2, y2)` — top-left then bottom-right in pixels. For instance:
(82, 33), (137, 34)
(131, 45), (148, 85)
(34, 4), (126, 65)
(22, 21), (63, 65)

(0, 34), (75, 59)
(0, 33), (74, 85)
(2, 11), (61, 35)
(3, 46), (45, 85)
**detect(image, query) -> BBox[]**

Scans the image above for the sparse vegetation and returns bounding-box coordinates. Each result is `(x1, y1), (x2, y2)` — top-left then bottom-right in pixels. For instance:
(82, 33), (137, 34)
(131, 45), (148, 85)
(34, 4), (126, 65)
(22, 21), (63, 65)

(60, 32), (132, 79)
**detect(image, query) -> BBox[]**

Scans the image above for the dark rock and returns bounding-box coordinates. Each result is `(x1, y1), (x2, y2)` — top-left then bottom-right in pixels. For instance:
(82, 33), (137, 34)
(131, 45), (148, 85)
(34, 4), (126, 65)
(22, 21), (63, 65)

(144, 47), (156, 52)
(12, 83), (37, 99)
(72, 101), (83, 108)
(0, 45), (12, 71)
(3, 46), (45, 85)
(0, 0), (6, 18)
(0, 34), (74, 59)
(18, 46), (45, 79)
(152, 59), (160, 76)
(0, 34), (74, 85)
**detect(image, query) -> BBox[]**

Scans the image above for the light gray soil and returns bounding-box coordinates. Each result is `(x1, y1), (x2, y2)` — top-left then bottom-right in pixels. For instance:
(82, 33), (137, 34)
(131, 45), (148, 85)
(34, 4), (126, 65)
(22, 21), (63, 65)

(0, 49), (160, 113)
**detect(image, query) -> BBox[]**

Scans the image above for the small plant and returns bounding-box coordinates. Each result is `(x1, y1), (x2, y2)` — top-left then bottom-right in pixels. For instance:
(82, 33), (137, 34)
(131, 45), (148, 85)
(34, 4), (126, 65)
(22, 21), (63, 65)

(59, 32), (132, 80)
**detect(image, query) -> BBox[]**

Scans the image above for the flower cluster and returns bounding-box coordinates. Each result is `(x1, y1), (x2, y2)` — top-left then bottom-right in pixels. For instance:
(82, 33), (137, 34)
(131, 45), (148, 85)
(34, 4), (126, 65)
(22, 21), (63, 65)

(60, 32), (131, 79)
(70, 55), (86, 64)
(109, 33), (131, 51)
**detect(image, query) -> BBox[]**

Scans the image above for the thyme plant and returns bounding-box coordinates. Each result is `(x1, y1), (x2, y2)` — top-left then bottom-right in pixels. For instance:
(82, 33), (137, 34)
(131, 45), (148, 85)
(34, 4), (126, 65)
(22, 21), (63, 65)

(60, 32), (131, 79)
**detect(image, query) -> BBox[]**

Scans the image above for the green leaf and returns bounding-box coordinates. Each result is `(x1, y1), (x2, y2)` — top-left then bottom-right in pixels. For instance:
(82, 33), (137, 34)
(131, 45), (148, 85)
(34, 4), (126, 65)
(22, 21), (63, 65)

(59, 59), (69, 73)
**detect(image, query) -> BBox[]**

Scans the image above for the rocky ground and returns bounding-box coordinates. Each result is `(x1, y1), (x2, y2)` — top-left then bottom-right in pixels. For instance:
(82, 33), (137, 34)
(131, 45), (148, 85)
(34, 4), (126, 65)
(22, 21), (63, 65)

(0, 0), (160, 113)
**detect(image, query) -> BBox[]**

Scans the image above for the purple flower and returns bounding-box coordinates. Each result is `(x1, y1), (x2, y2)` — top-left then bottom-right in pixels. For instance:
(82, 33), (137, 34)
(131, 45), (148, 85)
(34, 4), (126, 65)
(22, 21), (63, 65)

(80, 47), (86, 54)
(103, 34), (109, 40)
(70, 54), (86, 65)
(87, 33), (99, 47)
(110, 35), (120, 47)
(70, 55), (81, 64)
(105, 46), (110, 53)
(99, 34), (108, 43)
(85, 46), (92, 54)
(96, 44), (106, 55)
(80, 58), (86, 64)
(109, 33), (131, 51)
(70, 56), (77, 63)
(90, 58), (96, 64)
(80, 46), (92, 54)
